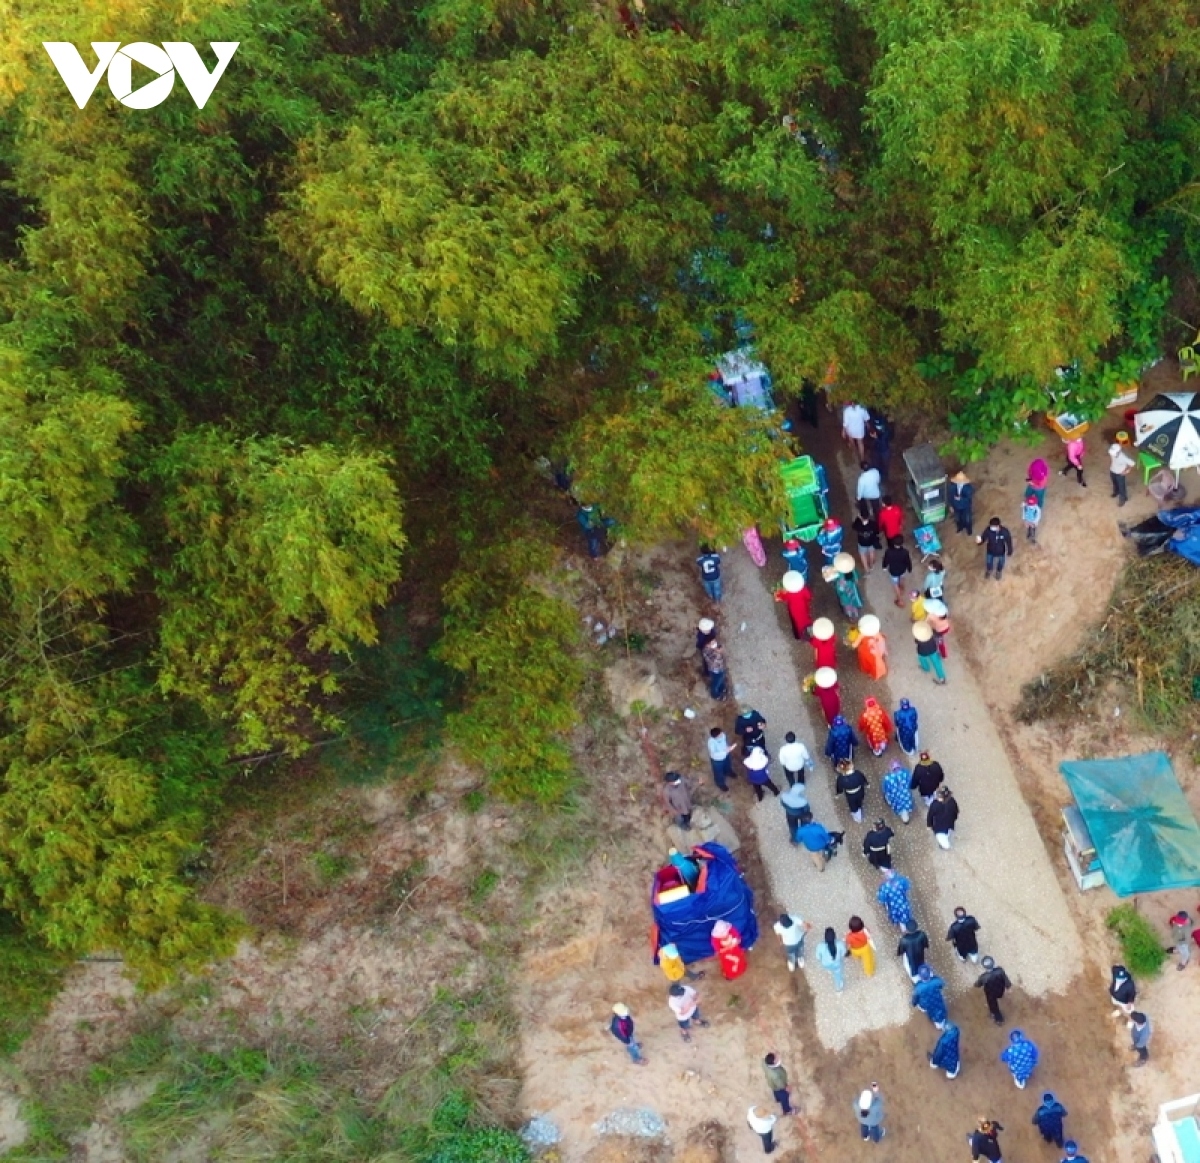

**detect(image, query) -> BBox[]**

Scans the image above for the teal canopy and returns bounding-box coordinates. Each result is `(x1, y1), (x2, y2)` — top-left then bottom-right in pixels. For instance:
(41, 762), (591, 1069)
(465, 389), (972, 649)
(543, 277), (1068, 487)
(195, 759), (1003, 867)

(1060, 751), (1200, 896)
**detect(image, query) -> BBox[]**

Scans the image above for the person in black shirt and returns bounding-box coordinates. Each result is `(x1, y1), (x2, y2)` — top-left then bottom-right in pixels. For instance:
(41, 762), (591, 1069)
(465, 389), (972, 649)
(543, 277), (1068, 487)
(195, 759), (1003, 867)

(976, 956), (1012, 1024)
(696, 546), (722, 603)
(882, 535), (912, 608)
(947, 906), (981, 963)
(897, 919), (929, 982)
(734, 708), (768, 758)
(835, 760), (869, 823)
(927, 785), (960, 850)
(968, 1119), (1004, 1162)
(852, 500), (881, 573)
(910, 751), (945, 805)
(862, 820), (895, 869)
(976, 516), (1014, 580)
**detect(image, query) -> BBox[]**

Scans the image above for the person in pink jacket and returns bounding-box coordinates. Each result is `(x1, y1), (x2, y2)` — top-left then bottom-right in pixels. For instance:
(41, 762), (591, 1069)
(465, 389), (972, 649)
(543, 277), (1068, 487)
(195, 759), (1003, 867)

(1059, 437), (1086, 487)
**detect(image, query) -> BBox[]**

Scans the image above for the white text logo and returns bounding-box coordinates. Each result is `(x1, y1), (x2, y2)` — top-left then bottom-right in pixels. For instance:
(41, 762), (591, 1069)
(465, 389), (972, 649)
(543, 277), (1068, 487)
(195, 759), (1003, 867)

(42, 41), (239, 109)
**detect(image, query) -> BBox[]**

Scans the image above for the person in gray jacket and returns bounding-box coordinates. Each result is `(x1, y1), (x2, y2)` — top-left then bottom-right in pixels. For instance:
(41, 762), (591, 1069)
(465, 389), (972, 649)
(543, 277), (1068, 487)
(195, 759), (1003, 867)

(854, 1082), (886, 1143)
(1129, 1011), (1152, 1065)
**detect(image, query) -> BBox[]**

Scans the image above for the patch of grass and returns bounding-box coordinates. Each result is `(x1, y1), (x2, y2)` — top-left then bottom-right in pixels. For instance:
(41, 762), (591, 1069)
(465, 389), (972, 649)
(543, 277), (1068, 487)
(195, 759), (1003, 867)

(462, 789), (486, 814)
(0, 914), (71, 1055)
(313, 850), (353, 885)
(468, 869), (500, 906)
(1106, 904), (1168, 978)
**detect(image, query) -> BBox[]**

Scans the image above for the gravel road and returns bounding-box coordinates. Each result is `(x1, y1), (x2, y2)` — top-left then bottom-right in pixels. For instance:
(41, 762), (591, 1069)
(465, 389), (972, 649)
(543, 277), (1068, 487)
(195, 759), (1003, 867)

(721, 456), (1083, 1052)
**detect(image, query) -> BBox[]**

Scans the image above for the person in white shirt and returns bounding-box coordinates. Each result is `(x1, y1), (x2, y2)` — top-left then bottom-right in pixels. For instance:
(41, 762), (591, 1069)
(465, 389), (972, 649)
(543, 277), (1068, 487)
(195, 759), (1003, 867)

(773, 912), (812, 971)
(667, 983), (708, 1041)
(842, 402), (870, 461)
(778, 732), (813, 787)
(1108, 433), (1135, 507)
(856, 461), (882, 516)
(747, 1105), (778, 1155)
(707, 727), (733, 792)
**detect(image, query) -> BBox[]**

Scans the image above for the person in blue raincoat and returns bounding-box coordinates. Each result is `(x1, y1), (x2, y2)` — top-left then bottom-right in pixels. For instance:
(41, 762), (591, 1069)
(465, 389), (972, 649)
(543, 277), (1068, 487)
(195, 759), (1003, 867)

(893, 698), (919, 756)
(911, 964), (948, 1028)
(877, 867), (913, 928)
(1001, 1029), (1039, 1089)
(882, 760), (914, 823)
(928, 1020), (960, 1078)
(781, 538), (808, 582)
(817, 517), (844, 567)
(824, 715), (858, 768)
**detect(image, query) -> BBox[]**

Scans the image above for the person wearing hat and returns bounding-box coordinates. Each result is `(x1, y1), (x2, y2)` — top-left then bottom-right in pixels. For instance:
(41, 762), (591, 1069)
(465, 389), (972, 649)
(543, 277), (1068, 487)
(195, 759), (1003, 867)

(858, 696), (892, 756)
(734, 707), (768, 757)
(1032, 1092), (1069, 1147)
(1059, 436), (1086, 487)
(1108, 431), (1135, 506)
(924, 598), (951, 659)
(968, 1118), (1004, 1161)
(1027, 457), (1050, 507)
(696, 617), (717, 677)
(856, 614), (888, 680)
(576, 502), (613, 557)
(976, 516), (1014, 579)
(829, 552), (863, 620)
(927, 784), (960, 850)
(881, 534), (913, 607)
(747, 1104), (778, 1154)
(608, 1003), (647, 1065)
(1169, 909), (1193, 970)
(774, 570), (814, 639)
(882, 760), (914, 824)
(975, 956), (1013, 1025)
(835, 758), (869, 823)
(877, 866), (914, 929)
(928, 1020), (961, 1079)
(662, 772), (693, 829)
(1001, 1028), (1039, 1089)
(817, 516), (844, 567)
(947, 906), (981, 963)
(701, 636), (728, 701)
(856, 460), (882, 517)
(853, 1081), (886, 1142)
(824, 714), (858, 768)
(1060, 1140), (1090, 1163)
(696, 544), (723, 602)
(813, 666), (841, 726)
(949, 470), (974, 535)
(811, 617), (837, 670)
(1022, 490), (1043, 544)
(778, 731), (814, 787)
(712, 918), (748, 980)
(744, 746), (781, 801)
(852, 500), (881, 572)
(897, 918), (930, 982)
(780, 536), (808, 581)
(911, 963), (948, 1029)
(893, 698), (919, 756)
(913, 620), (947, 684)
(780, 780), (812, 844)
(1109, 964), (1137, 1016)
(763, 1051), (796, 1114)
(658, 941), (704, 983)
(862, 819), (895, 869)
(708, 726), (734, 792)
(1129, 1010), (1152, 1065)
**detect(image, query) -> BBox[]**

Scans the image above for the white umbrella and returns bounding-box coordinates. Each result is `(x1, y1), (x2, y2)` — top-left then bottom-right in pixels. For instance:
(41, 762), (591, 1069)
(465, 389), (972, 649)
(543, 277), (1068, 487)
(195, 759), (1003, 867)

(1134, 392), (1200, 469)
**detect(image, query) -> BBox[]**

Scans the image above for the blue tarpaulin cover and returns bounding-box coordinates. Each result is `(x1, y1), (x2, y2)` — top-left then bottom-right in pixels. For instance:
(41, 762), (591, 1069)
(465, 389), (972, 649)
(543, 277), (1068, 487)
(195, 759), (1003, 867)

(651, 843), (758, 964)
(1060, 751), (1200, 896)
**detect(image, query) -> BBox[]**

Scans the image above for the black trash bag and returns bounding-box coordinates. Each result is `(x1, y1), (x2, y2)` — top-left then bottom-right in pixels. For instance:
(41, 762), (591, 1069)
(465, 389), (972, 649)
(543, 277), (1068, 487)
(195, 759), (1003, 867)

(1121, 515), (1175, 556)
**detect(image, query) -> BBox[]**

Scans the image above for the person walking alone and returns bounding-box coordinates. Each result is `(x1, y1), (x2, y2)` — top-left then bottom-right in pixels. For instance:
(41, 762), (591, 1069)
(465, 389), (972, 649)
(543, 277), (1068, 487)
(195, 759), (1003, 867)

(1170, 910), (1194, 970)
(608, 1004), (647, 1065)
(968, 1119), (1004, 1162)
(762, 1053), (795, 1116)
(977, 516), (1015, 580)
(667, 983), (710, 1042)
(1032, 1092), (1069, 1147)
(976, 956), (1012, 1025)
(947, 907), (981, 963)
(773, 912), (811, 972)
(747, 1106), (778, 1155)
(854, 1083), (886, 1143)
(662, 772), (693, 829)
(778, 731), (813, 786)
(1001, 1029), (1039, 1089)
(1059, 436), (1086, 486)
(949, 470), (975, 535)
(817, 927), (848, 991)
(929, 1020), (961, 1079)
(696, 545), (723, 602)
(1129, 1011), (1152, 1066)
(927, 785), (960, 850)
(1108, 432), (1135, 507)
(843, 402), (870, 461)
(912, 964), (948, 1029)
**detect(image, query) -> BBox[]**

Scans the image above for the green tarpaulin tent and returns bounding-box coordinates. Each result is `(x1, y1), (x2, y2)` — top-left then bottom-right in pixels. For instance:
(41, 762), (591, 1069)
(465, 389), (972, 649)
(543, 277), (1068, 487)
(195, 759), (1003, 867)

(1060, 751), (1200, 896)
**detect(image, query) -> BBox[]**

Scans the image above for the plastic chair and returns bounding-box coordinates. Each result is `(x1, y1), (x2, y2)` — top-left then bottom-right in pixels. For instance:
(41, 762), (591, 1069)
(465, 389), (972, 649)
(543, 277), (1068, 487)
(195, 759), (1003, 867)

(1138, 449), (1161, 485)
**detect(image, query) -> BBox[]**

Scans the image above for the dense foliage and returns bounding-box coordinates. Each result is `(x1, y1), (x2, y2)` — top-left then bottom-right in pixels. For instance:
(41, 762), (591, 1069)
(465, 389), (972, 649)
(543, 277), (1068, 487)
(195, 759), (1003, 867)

(0, 0), (1198, 972)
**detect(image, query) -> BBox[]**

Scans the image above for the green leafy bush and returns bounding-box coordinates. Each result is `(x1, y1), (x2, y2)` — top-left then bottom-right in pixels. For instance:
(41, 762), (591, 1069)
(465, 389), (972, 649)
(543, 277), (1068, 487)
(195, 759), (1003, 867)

(1106, 904), (1168, 978)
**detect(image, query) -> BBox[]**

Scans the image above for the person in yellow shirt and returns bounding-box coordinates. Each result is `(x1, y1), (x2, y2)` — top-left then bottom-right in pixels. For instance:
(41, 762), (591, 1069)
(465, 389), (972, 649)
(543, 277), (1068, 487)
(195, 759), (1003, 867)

(658, 942), (704, 983)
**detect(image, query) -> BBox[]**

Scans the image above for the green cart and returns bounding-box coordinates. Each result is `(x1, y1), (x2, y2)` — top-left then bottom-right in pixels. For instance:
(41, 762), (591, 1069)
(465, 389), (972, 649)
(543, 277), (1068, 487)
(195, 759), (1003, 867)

(780, 455), (829, 542)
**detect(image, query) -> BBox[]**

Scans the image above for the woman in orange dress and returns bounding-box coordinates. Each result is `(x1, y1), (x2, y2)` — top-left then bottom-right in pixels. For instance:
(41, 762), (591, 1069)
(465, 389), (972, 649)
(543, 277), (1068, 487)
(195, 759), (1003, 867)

(845, 915), (876, 977)
(856, 614), (888, 679)
(858, 697), (893, 757)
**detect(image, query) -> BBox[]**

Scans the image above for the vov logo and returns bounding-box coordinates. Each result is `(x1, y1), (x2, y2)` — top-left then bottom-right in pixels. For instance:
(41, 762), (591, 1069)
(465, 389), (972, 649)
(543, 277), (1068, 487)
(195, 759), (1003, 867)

(42, 42), (239, 110)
